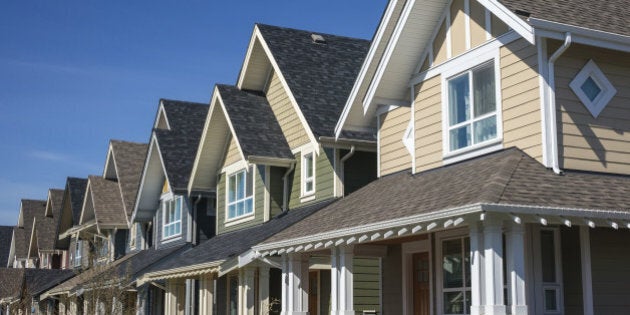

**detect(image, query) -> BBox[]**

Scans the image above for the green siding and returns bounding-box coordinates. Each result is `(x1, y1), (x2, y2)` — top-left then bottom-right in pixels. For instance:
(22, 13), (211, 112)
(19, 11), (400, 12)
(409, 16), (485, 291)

(288, 146), (336, 209)
(353, 257), (381, 313)
(216, 165), (266, 234)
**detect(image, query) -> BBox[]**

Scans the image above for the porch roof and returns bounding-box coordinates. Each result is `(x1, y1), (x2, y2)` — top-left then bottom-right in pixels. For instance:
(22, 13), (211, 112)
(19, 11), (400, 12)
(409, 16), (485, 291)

(255, 148), (630, 253)
(137, 199), (334, 283)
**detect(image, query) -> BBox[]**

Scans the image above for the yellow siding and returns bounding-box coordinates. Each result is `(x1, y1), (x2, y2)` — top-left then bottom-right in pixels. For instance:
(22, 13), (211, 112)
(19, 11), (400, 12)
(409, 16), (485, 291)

(491, 14), (509, 38)
(450, 0), (467, 57)
(433, 21), (448, 65)
(222, 136), (241, 168)
(500, 38), (543, 162)
(414, 75), (443, 173)
(554, 43), (630, 174)
(265, 70), (310, 149)
(379, 107), (412, 176)
(161, 179), (170, 194)
(469, 0), (487, 48)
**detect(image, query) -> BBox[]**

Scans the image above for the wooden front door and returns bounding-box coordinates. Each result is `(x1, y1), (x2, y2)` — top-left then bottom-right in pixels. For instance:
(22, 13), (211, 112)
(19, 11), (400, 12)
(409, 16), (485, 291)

(308, 271), (319, 315)
(413, 252), (430, 315)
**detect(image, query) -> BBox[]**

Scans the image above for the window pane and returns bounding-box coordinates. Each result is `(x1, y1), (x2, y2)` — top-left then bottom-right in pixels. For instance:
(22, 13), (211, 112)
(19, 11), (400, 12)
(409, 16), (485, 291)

(448, 74), (470, 126)
(306, 181), (313, 192)
(473, 115), (497, 144)
(228, 174), (236, 202)
(228, 204), (236, 219)
(237, 172), (245, 199)
(237, 201), (244, 216)
(581, 76), (601, 102)
(305, 154), (313, 178)
(174, 222), (181, 235)
(174, 201), (181, 222)
(473, 65), (496, 117)
(245, 198), (253, 214)
(444, 291), (465, 314)
(544, 289), (557, 311)
(540, 231), (556, 283)
(450, 125), (471, 151)
(443, 239), (464, 288)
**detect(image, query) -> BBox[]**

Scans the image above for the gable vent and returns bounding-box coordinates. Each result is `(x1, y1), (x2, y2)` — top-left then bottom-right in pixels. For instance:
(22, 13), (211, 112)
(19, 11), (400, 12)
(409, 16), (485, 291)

(311, 34), (326, 44)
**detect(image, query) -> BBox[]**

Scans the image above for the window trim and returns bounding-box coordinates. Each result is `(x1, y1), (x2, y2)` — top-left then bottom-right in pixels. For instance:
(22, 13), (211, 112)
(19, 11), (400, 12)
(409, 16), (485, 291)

(161, 195), (183, 240)
(569, 59), (617, 118)
(129, 223), (137, 250)
(441, 49), (503, 163)
(436, 228), (472, 315)
(301, 151), (316, 198)
(225, 167), (255, 222)
(73, 239), (82, 267)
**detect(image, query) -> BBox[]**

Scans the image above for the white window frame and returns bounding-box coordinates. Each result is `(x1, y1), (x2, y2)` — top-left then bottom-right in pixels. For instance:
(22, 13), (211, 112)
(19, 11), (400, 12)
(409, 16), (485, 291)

(74, 239), (82, 267)
(569, 59), (617, 118)
(225, 167), (254, 222)
(441, 49), (503, 164)
(535, 227), (564, 315)
(162, 195), (183, 240)
(301, 151), (316, 198)
(129, 223), (137, 249)
(436, 229), (472, 315)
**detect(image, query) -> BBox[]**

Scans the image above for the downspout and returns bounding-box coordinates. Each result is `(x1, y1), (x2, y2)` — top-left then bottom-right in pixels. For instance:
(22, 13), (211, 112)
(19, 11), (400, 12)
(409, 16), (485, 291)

(339, 146), (356, 197)
(282, 163), (296, 212)
(547, 32), (572, 175)
(192, 194), (202, 245)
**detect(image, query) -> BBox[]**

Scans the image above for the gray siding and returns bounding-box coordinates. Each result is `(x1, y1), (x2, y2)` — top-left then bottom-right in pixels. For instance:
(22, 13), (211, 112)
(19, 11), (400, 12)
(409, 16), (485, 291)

(381, 244), (403, 315)
(591, 228), (630, 314)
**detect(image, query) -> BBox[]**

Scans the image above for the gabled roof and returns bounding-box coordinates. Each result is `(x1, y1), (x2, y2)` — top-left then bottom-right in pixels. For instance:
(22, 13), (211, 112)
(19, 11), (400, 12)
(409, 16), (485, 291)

(258, 148), (630, 249)
(138, 200), (334, 281)
(82, 176), (127, 229)
(216, 84), (292, 160)
(15, 200), (46, 259)
(46, 189), (64, 218)
(35, 189), (64, 252)
(253, 24), (371, 139)
(0, 226), (14, 267)
(66, 178), (88, 225)
(499, 0), (630, 37)
(107, 140), (148, 219)
(0, 268), (24, 300)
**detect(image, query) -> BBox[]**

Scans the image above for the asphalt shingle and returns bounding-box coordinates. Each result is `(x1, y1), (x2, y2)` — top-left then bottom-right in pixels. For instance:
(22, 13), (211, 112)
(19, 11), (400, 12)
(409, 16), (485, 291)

(110, 141), (148, 218)
(87, 176), (127, 227)
(15, 200), (47, 259)
(0, 226), (14, 267)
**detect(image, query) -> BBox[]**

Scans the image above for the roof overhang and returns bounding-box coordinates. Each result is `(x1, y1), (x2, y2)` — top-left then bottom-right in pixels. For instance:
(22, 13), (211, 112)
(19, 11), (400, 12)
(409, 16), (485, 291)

(137, 260), (224, 286)
(530, 18), (630, 53)
(247, 156), (295, 168)
(254, 203), (630, 255)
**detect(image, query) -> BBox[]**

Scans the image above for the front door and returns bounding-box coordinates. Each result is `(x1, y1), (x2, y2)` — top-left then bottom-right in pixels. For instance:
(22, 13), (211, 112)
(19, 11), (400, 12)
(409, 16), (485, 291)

(309, 271), (319, 315)
(413, 252), (430, 315)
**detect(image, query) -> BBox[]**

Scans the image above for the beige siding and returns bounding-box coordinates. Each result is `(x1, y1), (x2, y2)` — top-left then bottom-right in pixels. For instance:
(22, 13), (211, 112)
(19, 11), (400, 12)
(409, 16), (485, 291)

(265, 70), (310, 149)
(433, 21), (448, 65)
(500, 38), (543, 162)
(222, 136), (241, 168)
(379, 107), (412, 176)
(450, 0), (467, 57)
(554, 43), (630, 174)
(469, 0), (487, 48)
(414, 75), (443, 173)
(490, 14), (509, 37)
(590, 229), (630, 313)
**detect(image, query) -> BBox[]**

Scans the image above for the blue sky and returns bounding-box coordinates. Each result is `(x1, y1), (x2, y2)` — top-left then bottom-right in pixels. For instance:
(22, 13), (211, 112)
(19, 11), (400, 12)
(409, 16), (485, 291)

(0, 1), (387, 225)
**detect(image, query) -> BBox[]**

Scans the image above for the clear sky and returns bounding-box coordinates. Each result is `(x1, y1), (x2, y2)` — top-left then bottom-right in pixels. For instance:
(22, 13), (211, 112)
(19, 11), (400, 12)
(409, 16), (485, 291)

(0, 1), (387, 225)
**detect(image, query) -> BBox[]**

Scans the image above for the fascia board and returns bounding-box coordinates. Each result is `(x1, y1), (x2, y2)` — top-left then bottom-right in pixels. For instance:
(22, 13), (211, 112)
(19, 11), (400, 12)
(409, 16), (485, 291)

(187, 87), (220, 194)
(529, 18), (630, 53)
(476, 0), (534, 43)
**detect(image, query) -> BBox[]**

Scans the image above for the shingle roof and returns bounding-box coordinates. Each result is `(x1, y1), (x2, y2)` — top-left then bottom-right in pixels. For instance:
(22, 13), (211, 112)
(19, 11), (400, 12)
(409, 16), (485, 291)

(11, 227), (27, 261)
(0, 226), (14, 267)
(155, 100), (209, 192)
(37, 189), (65, 252)
(0, 268), (24, 299)
(87, 176), (127, 227)
(24, 269), (75, 296)
(16, 200), (47, 259)
(143, 200), (334, 276)
(256, 24), (371, 139)
(110, 141), (148, 218)
(499, 0), (630, 37)
(262, 148), (630, 244)
(48, 189), (64, 218)
(217, 84), (293, 160)
(67, 177), (88, 225)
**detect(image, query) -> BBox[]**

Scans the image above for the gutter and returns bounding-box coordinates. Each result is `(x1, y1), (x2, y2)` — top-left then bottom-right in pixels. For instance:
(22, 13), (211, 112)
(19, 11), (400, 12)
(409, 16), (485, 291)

(282, 162), (296, 212)
(547, 32), (572, 174)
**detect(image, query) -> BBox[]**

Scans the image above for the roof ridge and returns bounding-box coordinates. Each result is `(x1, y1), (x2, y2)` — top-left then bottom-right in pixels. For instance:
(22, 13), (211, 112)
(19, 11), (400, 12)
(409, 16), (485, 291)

(495, 153), (525, 204)
(256, 23), (371, 42)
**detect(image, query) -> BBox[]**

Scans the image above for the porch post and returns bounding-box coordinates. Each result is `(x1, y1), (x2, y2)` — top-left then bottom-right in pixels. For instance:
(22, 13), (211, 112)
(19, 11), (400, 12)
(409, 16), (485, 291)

(506, 222), (527, 315)
(580, 226), (594, 315)
(199, 274), (215, 315)
(287, 253), (309, 315)
(469, 222), (484, 315)
(483, 217), (506, 315)
(330, 247), (339, 315)
(281, 255), (289, 315)
(259, 265), (270, 315)
(331, 246), (354, 315)
(242, 266), (256, 315)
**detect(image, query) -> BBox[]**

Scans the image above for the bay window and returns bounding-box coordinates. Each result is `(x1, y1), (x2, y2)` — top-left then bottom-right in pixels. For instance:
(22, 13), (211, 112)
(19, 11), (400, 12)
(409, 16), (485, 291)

(227, 167), (253, 220)
(162, 196), (182, 239)
(447, 62), (498, 152)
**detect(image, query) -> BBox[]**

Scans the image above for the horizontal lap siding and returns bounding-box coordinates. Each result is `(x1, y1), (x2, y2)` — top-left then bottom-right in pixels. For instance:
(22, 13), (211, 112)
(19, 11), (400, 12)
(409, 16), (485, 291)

(288, 147), (335, 209)
(266, 70), (310, 149)
(591, 229), (630, 314)
(379, 107), (412, 176)
(500, 39), (543, 162)
(223, 136), (241, 168)
(555, 43), (630, 174)
(354, 257), (381, 313)
(414, 75), (443, 173)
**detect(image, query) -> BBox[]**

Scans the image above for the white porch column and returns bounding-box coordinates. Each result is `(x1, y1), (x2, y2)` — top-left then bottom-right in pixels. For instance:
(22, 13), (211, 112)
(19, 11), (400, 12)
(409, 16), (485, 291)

(199, 274), (215, 315)
(580, 226), (594, 315)
(241, 267), (256, 315)
(469, 222), (484, 315)
(281, 254), (309, 315)
(259, 266), (270, 315)
(506, 222), (527, 315)
(331, 246), (354, 315)
(483, 217), (506, 315)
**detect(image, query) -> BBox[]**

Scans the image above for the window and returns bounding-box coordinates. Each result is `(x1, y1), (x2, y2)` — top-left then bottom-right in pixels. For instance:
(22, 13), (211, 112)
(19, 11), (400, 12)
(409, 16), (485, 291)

(227, 168), (253, 220)
(302, 152), (315, 196)
(569, 59), (616, 118)
(95, 236), (109, 260)
(74, 240), (82, 267)
(446, 62), (498, 152)
(540, 228), (562, 314)
(228, 274), (239, 315)
(441, 237), (471, 315)
(162, 196), (182, 239)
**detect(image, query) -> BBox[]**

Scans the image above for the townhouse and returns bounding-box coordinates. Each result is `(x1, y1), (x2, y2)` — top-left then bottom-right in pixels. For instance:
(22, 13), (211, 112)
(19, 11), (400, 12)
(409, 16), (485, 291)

(254, 0), (630, 315)
(8, 199), (47, 268)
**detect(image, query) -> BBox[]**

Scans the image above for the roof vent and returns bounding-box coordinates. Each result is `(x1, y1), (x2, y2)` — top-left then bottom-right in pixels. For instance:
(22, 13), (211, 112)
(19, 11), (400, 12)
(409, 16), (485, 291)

(514, 9), (530, 17)
(311, 33), (326, 44)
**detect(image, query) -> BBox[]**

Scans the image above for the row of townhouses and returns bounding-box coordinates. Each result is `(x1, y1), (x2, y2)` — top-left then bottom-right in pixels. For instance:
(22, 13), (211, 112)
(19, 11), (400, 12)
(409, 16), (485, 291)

(1, 0), (629, 314)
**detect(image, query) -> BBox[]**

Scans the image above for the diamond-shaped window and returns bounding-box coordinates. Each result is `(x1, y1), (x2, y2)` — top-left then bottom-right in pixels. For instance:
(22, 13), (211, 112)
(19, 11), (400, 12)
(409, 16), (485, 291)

(569, 60), (616, 118)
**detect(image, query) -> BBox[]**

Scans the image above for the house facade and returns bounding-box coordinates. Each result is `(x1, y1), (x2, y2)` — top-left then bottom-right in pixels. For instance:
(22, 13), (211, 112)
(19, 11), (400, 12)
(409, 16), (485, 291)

(254, 1), (630, 315)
